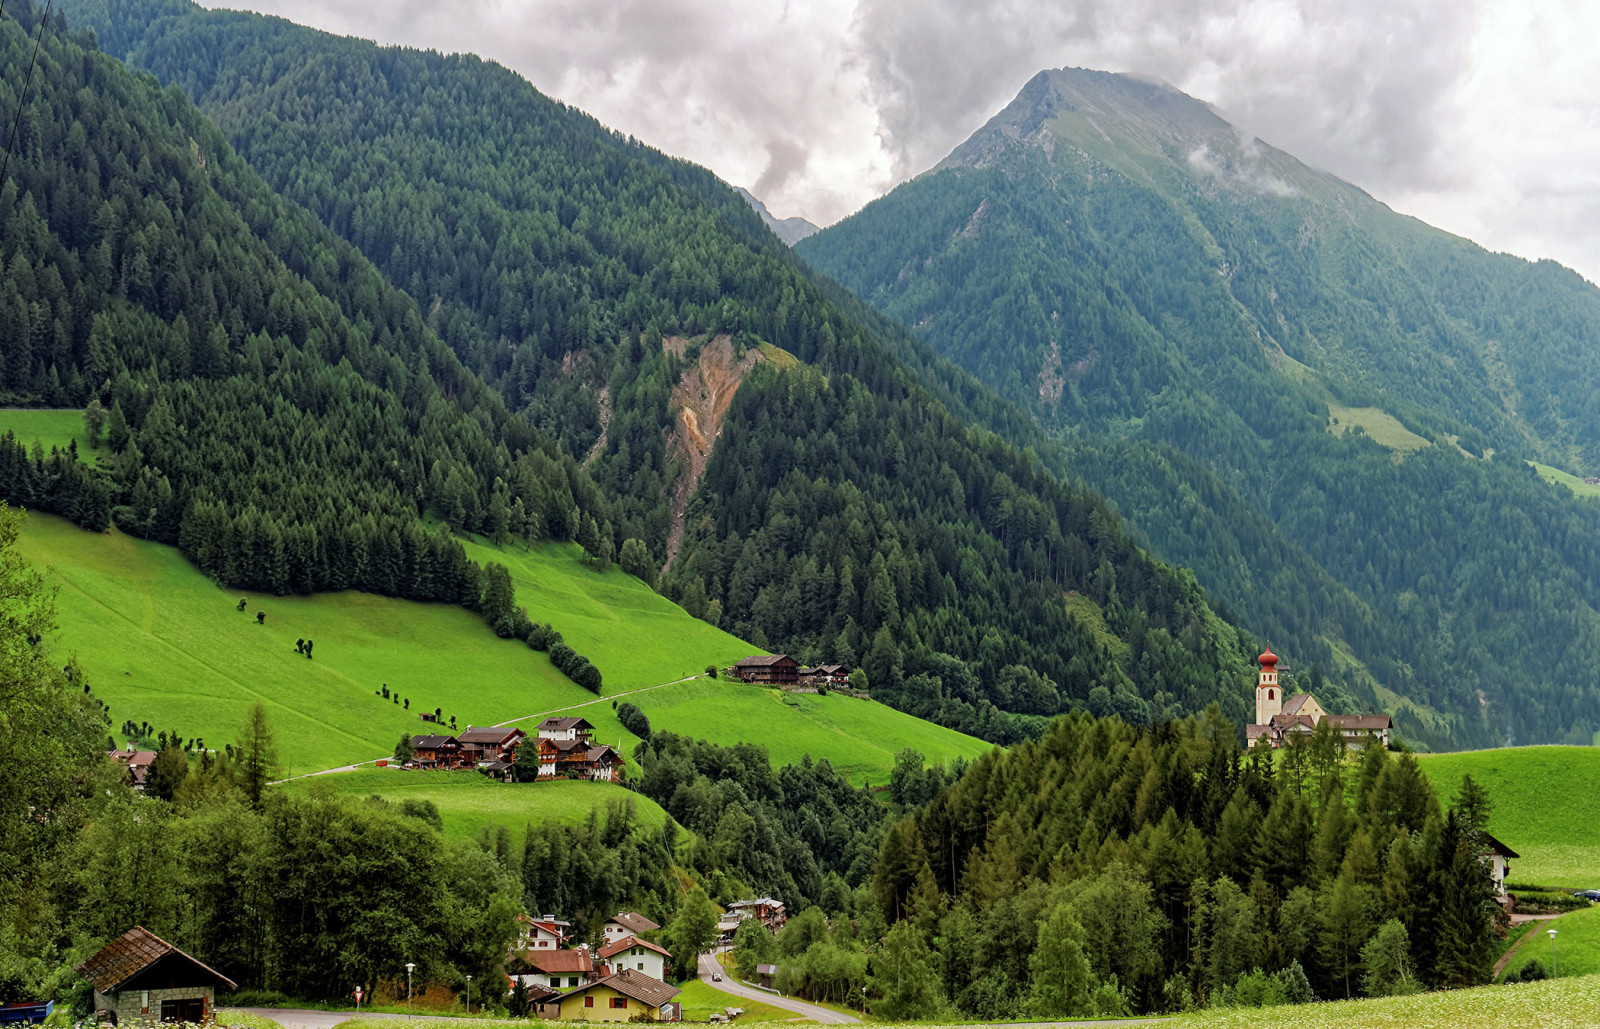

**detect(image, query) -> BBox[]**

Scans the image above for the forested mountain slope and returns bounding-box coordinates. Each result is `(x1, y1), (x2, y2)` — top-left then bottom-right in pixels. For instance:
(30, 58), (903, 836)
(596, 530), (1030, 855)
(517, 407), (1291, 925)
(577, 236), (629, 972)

(800, 68), (1600, 747)
(0, 1), (618, 608)
(63, 0), (1265, 740)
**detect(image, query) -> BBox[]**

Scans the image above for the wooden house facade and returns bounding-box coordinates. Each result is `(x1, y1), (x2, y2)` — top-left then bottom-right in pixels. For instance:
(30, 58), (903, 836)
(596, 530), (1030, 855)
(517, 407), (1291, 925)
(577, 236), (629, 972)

(732, 655), (800, 685)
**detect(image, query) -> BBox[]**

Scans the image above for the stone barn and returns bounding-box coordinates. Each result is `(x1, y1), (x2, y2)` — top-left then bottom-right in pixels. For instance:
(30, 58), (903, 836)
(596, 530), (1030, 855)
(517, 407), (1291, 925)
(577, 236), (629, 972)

(77, 926), (235, 1024)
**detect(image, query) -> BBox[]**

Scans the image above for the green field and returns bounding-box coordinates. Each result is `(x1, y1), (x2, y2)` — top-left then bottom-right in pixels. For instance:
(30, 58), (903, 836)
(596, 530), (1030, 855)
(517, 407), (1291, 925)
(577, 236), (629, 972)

(0, 407), (106, 457)
(456, 536), (753, 693)
(632, 677), (991, 785)
(675, 980), (795, 1022)
(1417, 746), (1600, 888)
(1529, 461), (1600, 499)
(280, 769), (672, 843)
(1502, 903), (1600, 981)
(1326, 402), (1431, 452)
(19, 510), (986, 794)
(261, 973), (1600, 1028)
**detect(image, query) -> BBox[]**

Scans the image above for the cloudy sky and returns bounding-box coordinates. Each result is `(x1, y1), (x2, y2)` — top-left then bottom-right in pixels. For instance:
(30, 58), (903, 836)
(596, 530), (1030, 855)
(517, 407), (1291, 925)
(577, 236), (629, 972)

(208, 0), (1600, 283)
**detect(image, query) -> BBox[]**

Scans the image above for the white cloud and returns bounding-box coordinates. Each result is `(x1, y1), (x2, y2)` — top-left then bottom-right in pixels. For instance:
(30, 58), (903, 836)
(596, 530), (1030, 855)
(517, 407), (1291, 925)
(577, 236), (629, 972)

(204, 0), (1600, 282)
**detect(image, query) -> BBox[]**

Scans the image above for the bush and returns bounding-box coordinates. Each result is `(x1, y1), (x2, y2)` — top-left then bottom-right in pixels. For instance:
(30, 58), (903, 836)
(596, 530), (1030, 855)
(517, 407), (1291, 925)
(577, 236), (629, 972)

(618, 702), (651, 740)
(1507, 958), (1549, 983)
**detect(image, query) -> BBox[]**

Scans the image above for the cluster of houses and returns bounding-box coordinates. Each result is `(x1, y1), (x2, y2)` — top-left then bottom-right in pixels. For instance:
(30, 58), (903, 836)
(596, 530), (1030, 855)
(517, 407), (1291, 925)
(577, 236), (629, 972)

(715, 898), (786, 944)
(509, 911), (681, 1022)
(403, 717), (624, 783)
(731, 656), (850, 688)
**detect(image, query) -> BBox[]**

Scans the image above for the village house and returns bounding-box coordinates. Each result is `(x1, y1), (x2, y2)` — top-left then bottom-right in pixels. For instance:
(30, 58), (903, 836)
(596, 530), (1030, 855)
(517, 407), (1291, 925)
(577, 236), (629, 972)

(456, 725), (527, 765)
(598, 935), (671, 982)
(602, 912), (661, 946)
(105, 748), (158, 792)
(1484, 832), (1520, 909)
(553, 969), (681, 1023)
(1244, 648), (1392, 749)
(732, 655), (799, 685)
(77, 926), (235, 1025)
(515, 914), (570, 951)
(727, 898), (787, 932)
(798, 664), (850, 687)
(535, 719), (624, 781)
(410, 733), (464, 769)
(523, 945), (600, 990)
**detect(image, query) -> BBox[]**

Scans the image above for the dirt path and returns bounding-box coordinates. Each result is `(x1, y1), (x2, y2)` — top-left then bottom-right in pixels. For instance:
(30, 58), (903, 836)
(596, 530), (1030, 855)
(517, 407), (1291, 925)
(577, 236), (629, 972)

(271, 676), (698, 783)
(1494, 912), (1564, 977)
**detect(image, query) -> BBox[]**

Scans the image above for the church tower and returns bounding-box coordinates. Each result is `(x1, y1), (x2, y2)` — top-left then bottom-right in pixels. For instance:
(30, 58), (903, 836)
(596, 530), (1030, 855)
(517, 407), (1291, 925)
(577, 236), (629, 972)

(1255, 647), (1282, 726)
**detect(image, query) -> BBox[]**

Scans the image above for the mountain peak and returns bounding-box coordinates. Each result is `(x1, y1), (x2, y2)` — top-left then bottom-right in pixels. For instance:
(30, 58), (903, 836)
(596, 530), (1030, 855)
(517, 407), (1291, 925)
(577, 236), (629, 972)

(937, 67), (1336, 202)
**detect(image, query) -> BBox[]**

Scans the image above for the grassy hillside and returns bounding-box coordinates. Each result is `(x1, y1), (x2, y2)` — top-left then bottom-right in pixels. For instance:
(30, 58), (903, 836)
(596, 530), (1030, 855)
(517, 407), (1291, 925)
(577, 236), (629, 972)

(279, 769), (671, 844)
(1418, 746), (1600, 888)
(1502, 902), (1600, 981)
(20, 511), (987, 785)
(1530, 461), (1600, 499)
(0, 408), (107, 458)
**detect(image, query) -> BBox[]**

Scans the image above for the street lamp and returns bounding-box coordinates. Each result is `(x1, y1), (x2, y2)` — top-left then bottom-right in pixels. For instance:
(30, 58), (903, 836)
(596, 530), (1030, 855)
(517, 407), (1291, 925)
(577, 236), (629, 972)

(466, 975), (473, 1015)
(406, 962), (416, 1016)
(1548, 927), (1559, 978)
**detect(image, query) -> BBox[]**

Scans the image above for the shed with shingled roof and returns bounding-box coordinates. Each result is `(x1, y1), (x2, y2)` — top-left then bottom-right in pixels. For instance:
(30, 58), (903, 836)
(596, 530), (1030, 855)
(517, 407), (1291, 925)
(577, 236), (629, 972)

(76, 926), (235, 1025)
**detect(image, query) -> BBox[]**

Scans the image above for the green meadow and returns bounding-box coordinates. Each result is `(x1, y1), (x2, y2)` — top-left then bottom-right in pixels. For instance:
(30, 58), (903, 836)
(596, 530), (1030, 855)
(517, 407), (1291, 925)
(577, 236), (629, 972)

(275, 973), (1600, 1028)
(1502, 902), (1600, 981)
(1326, 402), (1431, 453)
(1529, 461), (1600, 499)
(0, 407), (106, 457)
(19, 510), (986, 793)
(632, 676), (992, 785)
(1417, 746), (1600, 888)
(279, 769), (672, 844)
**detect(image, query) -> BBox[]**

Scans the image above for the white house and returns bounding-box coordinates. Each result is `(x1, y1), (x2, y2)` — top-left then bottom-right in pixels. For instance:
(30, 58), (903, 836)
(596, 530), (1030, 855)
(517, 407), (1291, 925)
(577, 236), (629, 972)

(598, 935), (672, 983)
(602, 911), (661, 946)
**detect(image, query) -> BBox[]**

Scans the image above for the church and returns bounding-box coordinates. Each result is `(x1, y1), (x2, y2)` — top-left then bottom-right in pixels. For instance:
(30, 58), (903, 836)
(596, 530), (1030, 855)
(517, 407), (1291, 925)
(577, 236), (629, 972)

(1245, 648), (1392, 749)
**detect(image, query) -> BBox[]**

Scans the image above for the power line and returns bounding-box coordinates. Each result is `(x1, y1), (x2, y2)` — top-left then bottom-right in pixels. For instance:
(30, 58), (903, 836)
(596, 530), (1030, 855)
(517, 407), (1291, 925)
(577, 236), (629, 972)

(0, 0), (54, 190)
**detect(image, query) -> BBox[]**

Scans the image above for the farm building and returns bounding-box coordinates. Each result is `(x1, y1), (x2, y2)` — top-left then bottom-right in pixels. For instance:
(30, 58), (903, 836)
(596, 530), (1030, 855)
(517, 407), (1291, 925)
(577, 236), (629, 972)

(457, 725), (526, 764)
(410, 734), (463, 768)
(732, 655), (799, 685)
(77, 926), (235, 1025)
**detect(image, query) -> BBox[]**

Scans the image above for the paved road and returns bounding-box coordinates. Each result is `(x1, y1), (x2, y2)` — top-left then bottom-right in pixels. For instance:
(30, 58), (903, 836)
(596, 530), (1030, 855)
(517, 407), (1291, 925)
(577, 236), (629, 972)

(696, 953), (859, 1023)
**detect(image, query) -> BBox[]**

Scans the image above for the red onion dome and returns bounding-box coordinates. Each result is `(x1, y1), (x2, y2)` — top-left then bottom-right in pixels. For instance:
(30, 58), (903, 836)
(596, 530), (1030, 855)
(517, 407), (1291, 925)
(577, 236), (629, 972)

(1258, 647), (1279, 669)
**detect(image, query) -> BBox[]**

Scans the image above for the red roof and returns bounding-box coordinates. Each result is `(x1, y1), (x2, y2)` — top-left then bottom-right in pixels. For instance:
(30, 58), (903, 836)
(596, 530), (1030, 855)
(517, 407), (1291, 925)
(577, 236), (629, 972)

(1258, 647), (1278, 669)
(527, 949), (593, 974)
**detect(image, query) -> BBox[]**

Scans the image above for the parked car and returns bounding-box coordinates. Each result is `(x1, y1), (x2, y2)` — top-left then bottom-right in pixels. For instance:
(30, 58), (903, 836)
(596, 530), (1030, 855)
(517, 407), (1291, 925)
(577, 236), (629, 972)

(1578, 889), (1600, 901)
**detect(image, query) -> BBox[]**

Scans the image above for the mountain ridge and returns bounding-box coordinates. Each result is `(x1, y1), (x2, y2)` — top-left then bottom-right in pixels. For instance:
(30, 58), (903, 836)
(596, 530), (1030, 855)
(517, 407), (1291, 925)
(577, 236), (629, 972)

(799, 65), (1600, 747)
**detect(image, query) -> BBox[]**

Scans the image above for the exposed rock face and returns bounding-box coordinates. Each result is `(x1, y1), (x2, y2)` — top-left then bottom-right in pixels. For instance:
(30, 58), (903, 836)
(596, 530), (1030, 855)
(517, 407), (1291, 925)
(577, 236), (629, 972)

(661, 335), (765, 570)
(735, 186), (820, 246)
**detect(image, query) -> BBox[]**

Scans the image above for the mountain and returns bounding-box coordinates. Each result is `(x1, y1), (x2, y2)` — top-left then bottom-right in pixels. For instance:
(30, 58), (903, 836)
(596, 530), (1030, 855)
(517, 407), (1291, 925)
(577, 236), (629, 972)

(799, 68), (1600, 748)
(39, 2), (1267, 740)
(735, 186), (820, 245)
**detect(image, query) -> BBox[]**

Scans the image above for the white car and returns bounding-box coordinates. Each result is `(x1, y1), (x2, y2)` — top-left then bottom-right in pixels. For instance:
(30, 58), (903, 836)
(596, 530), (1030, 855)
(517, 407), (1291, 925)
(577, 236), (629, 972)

(712, 973), (722, 982)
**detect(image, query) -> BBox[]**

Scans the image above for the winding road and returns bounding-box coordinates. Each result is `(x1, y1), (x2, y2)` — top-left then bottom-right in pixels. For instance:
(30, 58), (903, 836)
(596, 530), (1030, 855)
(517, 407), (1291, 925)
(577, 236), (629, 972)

(696, 952), (858, 1023)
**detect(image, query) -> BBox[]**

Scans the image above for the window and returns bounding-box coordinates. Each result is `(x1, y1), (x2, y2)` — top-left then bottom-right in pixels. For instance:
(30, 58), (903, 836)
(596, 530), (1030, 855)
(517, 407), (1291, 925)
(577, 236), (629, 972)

(584, 997), (594, 1008)
(610, 998), (628, 1009)
(568, 977), (580, 987)
(1267, 688), (1275, 700)
(637, 962), (645, 971)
